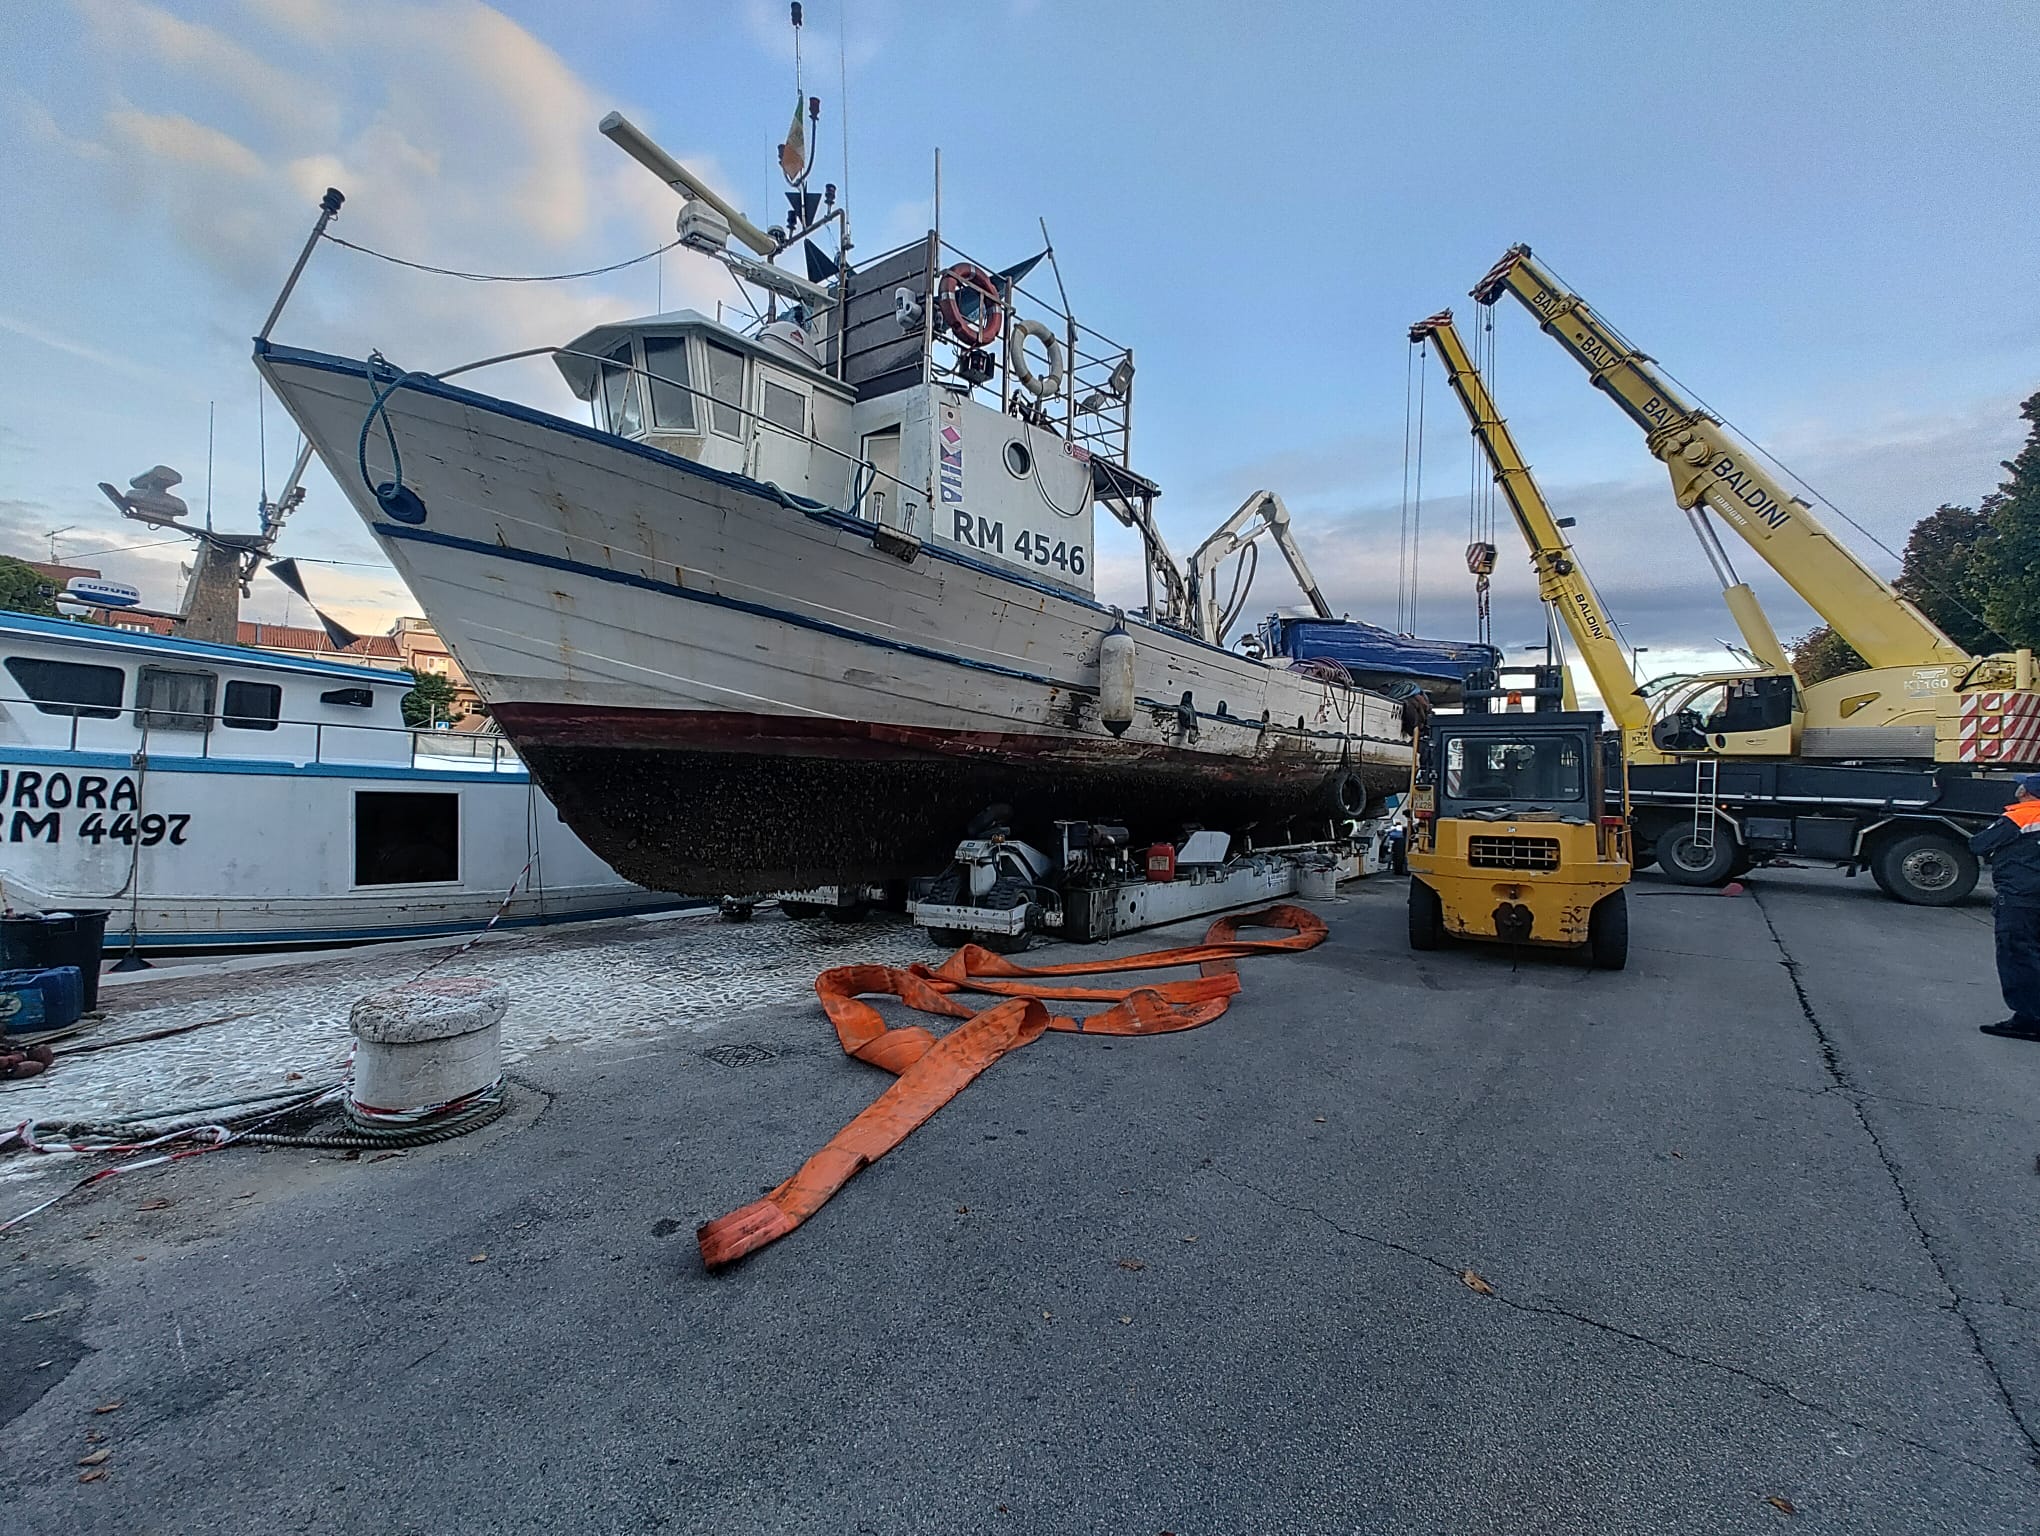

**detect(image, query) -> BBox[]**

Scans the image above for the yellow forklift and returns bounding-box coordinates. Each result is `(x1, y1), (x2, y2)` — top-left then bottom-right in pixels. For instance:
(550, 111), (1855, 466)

(1405, 665), (1632, 968)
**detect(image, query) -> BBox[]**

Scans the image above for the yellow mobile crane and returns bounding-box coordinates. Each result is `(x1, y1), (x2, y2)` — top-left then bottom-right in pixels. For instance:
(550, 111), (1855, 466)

(1471, 243), (2037, 767)
(1409, 310), (1800, 766)
(1421, 259), (2033, 902)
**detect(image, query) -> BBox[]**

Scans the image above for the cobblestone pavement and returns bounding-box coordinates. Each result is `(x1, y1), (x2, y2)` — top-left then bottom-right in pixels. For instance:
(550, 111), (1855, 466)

(0, 908), (935, 1129)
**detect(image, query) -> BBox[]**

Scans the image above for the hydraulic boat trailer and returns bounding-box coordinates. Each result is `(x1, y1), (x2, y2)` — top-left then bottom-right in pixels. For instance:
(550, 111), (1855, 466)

(907, 808), (1403, 949)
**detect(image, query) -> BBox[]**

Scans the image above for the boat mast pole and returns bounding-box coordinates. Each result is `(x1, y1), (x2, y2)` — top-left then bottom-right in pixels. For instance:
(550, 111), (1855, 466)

(259, 188), (344, 342)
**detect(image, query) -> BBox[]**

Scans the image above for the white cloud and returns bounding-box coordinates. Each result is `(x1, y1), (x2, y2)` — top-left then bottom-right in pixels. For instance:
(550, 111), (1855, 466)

(77, 0), (335, 145)
(30, 1), (757, 633)
(104, 104), (265, 178)
(15, 97), (112, 161)
(0, 310), (199, 394)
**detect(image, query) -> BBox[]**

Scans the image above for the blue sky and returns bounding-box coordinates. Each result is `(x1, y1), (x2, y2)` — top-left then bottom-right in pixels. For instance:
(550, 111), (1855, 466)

(3, 0), (2036, 683)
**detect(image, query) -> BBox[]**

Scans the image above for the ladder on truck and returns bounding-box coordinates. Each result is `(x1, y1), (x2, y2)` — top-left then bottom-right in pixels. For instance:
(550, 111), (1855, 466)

(1691, 758), (1720, 852)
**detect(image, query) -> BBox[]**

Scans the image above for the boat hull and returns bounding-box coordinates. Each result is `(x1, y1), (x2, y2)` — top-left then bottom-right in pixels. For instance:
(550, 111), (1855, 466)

(502, 705), (1363, 891)
(257, 343), (1413, 895)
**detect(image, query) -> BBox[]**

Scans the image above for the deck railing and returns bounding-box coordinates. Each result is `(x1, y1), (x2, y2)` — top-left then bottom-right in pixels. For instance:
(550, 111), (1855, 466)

(0, 691), (521, 774)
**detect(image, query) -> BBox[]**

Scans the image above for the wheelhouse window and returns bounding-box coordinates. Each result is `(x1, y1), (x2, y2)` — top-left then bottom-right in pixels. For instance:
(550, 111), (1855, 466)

(222, 679), (282, 731)
(704, 342), (746, 438)
(643, 335), (696, 431)
(135, 666), (216, 732)
(760, 378), (807, 437)
(4, 656), (124, 719)
(599, 341), (643, 437)
(1442, 735), (1585, 805)
(355, 791), (460, 885)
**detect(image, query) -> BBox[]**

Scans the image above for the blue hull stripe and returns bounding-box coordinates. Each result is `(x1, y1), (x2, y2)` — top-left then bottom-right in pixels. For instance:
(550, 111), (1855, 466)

(373, 522), (1384, 742)
(0, 608), (406, 686)
(373, 520), (1094, 697)
(0, 747), (527, 783)
(110, 899), (704, 953)
(258, 339), (1386, 745)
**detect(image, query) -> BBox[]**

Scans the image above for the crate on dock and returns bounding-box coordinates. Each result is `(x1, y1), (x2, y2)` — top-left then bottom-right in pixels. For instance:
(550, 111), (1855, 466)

(0, 966), (85, 1034)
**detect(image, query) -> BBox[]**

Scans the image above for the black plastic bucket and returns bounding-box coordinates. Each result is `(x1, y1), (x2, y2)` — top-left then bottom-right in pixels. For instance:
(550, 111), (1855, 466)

(1, 910), (111, 1012)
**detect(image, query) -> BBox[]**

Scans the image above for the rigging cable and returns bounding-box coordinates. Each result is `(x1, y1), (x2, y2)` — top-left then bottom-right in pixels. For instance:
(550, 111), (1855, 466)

(1531, 248), (2009, 651)
(319, 232), (684, 283)
(1398, 343), (1416, 633)
(1411, 344), (1428, 634)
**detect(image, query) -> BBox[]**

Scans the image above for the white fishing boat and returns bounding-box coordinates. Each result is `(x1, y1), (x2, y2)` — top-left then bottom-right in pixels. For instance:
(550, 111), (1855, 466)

(255, 56), (1489, 897)
(0, 612), (683, 952)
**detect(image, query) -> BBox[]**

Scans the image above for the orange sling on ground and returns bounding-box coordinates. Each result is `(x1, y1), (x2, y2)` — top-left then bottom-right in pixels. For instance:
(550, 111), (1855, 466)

(697, 903), (1328, 1269)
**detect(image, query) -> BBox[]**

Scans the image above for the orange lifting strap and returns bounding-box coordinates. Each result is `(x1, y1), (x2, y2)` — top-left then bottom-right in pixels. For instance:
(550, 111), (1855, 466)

(697, 903), (1328, 1269)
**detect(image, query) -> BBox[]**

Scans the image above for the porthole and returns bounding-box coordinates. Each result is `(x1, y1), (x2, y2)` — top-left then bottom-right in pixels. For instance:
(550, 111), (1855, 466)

(1003, 439), (1033, 478)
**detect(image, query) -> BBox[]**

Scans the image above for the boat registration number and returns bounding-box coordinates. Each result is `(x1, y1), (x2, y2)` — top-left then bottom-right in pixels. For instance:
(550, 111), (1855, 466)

(0, 770), (190, 847)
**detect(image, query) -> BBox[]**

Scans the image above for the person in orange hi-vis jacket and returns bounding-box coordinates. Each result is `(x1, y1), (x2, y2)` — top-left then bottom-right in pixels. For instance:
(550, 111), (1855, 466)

(1971, 774), (2040, 1042)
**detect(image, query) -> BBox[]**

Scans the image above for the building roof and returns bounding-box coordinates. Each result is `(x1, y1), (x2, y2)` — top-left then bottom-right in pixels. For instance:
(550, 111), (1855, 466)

(91, 610), (403, 659)
(0, 610), (411, 685)
(26, 561), (103, 584)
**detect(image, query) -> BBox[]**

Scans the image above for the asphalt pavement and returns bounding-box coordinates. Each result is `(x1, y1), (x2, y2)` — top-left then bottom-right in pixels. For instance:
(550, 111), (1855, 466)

(3, 867), (2035, 1534)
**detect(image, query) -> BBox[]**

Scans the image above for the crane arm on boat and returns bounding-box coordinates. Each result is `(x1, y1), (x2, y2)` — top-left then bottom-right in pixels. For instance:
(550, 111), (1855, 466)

(1185, 490), (1334, 644)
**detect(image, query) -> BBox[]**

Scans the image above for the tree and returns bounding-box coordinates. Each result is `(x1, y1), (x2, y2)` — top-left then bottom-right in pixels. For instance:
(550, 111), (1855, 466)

(401, 672), (459, 727)
(1893, 499), (2000, 655)
(1787, 624), (1864, 685)
(1971, 390), (2040, 651)
(0, 557), (59, 617)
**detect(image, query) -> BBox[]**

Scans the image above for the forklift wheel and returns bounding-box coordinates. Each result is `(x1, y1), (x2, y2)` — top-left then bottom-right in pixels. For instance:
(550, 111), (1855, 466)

(1407, 880), (1443, 951)
(1588, 890), (1628, 971)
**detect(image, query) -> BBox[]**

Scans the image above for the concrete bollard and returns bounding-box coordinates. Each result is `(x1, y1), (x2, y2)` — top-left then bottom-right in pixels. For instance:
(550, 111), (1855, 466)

(349, 976), (508, 1115)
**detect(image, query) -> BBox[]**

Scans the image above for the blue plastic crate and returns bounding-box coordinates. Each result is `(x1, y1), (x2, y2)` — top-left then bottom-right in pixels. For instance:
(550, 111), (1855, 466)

(0, 966), (84, 1034)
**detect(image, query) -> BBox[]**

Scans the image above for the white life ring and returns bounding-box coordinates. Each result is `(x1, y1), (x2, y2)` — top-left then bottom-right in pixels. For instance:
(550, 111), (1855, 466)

(1007, 317), (1064, 400)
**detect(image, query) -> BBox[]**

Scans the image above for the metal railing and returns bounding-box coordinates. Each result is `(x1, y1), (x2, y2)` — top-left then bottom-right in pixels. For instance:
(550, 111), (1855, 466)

(933, 236), (1134, 468)
(0, 690), (520, 773)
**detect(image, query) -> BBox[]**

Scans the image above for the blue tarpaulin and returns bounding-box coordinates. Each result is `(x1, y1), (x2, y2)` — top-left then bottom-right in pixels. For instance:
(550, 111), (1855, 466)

(1259, 616), (1498, 696)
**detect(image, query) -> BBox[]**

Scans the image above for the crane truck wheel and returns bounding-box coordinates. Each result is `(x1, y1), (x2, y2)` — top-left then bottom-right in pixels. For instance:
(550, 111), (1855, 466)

(1407, 879), (1443, 950)
(1588, 890), (1629, 971)
(1652, 824), (1739, 886)
(1870, 829), (1978, 907)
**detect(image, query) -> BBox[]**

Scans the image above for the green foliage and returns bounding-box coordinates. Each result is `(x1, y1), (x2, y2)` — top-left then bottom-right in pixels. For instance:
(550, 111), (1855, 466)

(1893, 500), (1999, 655)
(1787, 624), (1865, 685)
(401, 672), (459, 727)
(1971, 391), (2040, 651)
(0, 557), (59, 618)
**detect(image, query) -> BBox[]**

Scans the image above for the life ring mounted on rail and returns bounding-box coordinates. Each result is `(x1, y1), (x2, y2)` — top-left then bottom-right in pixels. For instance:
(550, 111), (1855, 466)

(936, 262), (1004, 348)
(1007, 317), (1064, 400)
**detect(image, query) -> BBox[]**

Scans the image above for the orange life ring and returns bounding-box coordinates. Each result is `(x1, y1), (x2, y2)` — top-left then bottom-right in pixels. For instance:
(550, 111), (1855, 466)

(937, 262), (1003, 348)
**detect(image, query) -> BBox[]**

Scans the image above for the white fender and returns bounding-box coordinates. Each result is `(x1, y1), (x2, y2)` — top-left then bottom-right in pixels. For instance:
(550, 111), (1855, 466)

(1098, 626), (1136, 737)
(1007, 317), (1064, 400)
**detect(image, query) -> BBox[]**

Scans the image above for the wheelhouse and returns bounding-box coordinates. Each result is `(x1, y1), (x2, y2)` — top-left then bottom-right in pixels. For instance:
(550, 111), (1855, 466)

(556, 311), (857, 508)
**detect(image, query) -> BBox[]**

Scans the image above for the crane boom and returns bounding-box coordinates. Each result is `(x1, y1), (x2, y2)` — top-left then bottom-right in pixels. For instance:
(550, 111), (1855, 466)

(1408, 312), (1651, 736)
(1470, 245), (1968, 671)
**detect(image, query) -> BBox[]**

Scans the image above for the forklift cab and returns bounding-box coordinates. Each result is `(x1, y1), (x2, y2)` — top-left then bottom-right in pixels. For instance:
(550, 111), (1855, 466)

(1406, 666), (1632, 967)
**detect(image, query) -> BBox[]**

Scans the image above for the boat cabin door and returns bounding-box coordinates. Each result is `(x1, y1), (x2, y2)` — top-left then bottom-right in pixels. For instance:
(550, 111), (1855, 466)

(750, 370), (814, 493)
